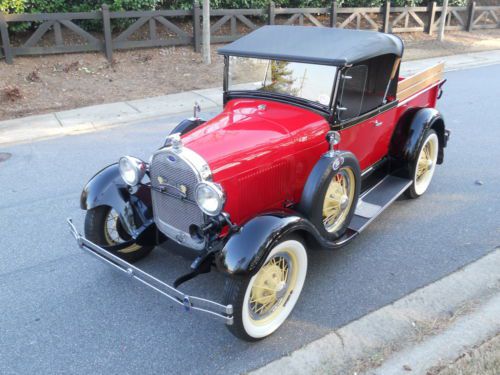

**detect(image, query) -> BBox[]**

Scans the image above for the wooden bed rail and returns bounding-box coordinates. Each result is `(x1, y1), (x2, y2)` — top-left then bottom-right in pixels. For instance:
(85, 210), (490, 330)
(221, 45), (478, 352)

(397, 62), (444, 101)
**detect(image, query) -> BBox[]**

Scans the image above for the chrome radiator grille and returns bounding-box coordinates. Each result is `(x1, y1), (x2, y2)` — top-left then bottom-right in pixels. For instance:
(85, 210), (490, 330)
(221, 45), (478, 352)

(149, 148), (206, 250)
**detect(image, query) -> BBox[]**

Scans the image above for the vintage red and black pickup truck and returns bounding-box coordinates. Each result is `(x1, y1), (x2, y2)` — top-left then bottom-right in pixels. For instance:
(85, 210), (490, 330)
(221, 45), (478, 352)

(68, 25), (450, 341)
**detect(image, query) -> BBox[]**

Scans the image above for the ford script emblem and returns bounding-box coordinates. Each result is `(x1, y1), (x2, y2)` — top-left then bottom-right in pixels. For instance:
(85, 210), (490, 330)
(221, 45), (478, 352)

(167, 155), (176, 162)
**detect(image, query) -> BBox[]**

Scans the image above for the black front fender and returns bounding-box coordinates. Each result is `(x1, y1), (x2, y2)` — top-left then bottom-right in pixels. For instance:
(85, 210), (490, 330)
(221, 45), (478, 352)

(215, 212), (351, 276)
(81, 163), (126, 211)
(80, 164), (157, 245)
(215, 214), (305, 276)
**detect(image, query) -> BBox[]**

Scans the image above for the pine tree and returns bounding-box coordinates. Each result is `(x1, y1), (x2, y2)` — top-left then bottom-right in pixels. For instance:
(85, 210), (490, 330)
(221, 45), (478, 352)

(263, 61), (297, 94)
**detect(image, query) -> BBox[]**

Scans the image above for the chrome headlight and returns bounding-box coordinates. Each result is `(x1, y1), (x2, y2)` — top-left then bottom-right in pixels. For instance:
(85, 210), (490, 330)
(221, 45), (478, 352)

(119, 156), (147, 186)
(195, 181), (225, 216)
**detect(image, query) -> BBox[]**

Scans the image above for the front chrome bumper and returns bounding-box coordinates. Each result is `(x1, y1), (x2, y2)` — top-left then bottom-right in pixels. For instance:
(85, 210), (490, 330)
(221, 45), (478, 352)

(67, 218), (233, 325)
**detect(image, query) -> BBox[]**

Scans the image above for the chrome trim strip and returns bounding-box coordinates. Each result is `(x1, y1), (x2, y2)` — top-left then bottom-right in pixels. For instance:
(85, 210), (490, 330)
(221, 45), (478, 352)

(153, 143), (212, 182)
(361, 167), (374, 177)
(67, 218), (233, 325)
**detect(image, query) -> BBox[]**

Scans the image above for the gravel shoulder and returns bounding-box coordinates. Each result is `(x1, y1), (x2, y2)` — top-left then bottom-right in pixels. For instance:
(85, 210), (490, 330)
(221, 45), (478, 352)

(427, 334), (500, 375)
(1, 28), (500, 121)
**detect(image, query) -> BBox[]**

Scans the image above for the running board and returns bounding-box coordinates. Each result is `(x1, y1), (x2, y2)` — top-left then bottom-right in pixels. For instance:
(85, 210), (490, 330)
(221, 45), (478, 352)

(348, 175), (412, 233)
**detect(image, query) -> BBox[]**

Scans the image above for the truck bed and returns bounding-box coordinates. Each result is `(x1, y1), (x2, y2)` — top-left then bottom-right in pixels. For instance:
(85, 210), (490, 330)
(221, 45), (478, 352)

(397, 62), (444, 101)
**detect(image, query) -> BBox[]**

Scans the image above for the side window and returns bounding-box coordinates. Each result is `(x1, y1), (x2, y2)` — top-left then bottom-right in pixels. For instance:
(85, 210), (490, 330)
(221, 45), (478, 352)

(337, 65), (368, 121)
(361, 54), (395, 113)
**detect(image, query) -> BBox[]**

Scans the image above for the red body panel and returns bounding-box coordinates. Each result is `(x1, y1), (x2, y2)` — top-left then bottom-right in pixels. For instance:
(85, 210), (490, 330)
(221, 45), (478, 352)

(183, 99), (329, 225)
(338, 80), (440, 170)
(181, 80), (440, 226)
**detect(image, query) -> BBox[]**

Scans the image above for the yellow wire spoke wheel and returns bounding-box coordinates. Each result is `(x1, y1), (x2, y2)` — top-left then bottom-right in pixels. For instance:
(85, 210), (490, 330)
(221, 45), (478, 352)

(103, 208), (141, 254)
(228, 238), (308, 340)
(322, 167), (356, 233)
(85, 206), (153, 263)
(413, 131), (439, 196)
(248, 253), (296, 323)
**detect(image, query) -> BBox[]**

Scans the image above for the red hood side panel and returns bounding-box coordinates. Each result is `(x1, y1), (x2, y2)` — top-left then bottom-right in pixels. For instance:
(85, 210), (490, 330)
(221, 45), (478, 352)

(182, 99), (329, 224)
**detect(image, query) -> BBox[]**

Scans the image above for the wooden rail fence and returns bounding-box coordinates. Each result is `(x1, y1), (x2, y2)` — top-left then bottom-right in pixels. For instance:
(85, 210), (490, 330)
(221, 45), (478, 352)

(1, 1), (499, 64)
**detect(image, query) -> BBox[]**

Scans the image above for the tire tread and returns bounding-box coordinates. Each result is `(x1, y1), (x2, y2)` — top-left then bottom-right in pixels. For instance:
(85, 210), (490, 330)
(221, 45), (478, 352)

(84, 206), (153, 263)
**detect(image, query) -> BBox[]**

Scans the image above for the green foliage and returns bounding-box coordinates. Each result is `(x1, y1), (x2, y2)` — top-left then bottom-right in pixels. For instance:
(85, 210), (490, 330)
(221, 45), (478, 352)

(160, 0), (469, 9)
(37, 0), (157, 13)
(1, 0), (470, 33)
(0, 0), (471, 14)
(262, 61), (298, 94)
(0, 0), (24, 13)
(2, 1), (159, 32)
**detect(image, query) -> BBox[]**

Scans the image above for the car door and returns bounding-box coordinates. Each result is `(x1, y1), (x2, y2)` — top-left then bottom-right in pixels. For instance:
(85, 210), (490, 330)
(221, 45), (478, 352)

(349, 106), (398, 168)
(335, 60), (398, 170)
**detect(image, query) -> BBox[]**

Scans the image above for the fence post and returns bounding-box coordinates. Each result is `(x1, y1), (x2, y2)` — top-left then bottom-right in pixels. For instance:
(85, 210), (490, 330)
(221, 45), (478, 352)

(330, 0), (337, 28)
(382, 1), (391, 33)
(102, 5), (113, 62)
(427, 2), (436, 35)
(0, 12), (13, 64)
(193, 0), (201, 52)
(268, 1), (275, 25)
(466, 1), (476, 32)
(438, 0), (449, 41)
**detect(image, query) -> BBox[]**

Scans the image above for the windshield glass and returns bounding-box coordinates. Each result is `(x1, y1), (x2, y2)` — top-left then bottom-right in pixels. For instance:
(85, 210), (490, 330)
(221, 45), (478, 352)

(228, 56), (337, 107)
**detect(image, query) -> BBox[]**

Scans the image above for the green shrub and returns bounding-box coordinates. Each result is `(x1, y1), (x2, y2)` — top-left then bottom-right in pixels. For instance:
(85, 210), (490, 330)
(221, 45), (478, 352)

(0, 0), (24, 13)
(0, 0), (471, 34)
(2, 1), (159, 32)
(0, 0), (472, 13)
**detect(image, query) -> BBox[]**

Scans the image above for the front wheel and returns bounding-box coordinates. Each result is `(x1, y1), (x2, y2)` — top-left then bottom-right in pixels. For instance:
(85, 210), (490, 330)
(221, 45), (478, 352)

(84, 206), (153, 263)
(222, 236), (308, 341)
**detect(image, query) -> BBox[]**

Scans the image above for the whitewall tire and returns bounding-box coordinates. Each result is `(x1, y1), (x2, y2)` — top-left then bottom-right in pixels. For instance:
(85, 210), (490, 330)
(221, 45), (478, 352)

(406, 130), (439, 199)
(222, 237), (308, 341)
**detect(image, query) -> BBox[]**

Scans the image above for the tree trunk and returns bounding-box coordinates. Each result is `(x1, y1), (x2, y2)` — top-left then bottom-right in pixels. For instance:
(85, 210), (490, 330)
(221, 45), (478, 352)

(202, 0), (211, 64)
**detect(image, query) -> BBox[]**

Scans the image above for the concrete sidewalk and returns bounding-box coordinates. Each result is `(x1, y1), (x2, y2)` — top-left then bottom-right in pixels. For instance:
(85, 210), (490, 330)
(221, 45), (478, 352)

(251, 249), (500, 375)
(1, 49), (500, 146)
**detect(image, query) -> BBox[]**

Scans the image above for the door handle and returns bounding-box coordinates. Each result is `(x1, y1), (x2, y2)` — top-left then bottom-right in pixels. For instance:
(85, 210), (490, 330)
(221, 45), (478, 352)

(374, 120), (383, 127)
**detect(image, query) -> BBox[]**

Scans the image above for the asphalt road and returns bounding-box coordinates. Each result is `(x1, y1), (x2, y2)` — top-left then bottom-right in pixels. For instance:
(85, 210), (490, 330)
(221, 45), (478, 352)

(1, 64), (499, 375)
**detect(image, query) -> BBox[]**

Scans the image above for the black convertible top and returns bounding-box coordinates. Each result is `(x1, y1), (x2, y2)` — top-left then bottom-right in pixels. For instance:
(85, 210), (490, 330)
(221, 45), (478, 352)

(218, 26), (403, 66)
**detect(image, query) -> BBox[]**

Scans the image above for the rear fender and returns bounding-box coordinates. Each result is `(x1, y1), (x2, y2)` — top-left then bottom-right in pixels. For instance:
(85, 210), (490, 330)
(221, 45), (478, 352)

(390, 108), (447, 171)
(80, 164), (158, 245)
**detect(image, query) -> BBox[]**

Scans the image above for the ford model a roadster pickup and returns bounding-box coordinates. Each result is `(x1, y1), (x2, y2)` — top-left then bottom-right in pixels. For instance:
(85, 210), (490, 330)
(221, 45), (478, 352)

(68, 26), (450, 340)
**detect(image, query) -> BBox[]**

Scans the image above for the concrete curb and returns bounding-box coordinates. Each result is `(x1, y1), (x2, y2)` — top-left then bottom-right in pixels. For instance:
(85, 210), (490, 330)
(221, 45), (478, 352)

(371, 293), (500, 375)
(249, 249), (500, 375)
(0, 88), (223, 146)
(1, 49), (500, 146)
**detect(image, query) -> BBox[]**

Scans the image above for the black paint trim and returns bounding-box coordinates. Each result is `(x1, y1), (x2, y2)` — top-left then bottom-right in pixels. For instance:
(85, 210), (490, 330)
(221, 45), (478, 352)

(389, 107), (447, 175)
(332, 100), (399, 130)
(170, 118), (206, 137)
(224, 91), (332, 119)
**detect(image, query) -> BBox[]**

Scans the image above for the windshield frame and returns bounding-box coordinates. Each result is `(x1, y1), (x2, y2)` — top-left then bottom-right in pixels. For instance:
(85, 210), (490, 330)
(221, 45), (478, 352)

(222, 55), (340, 118)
